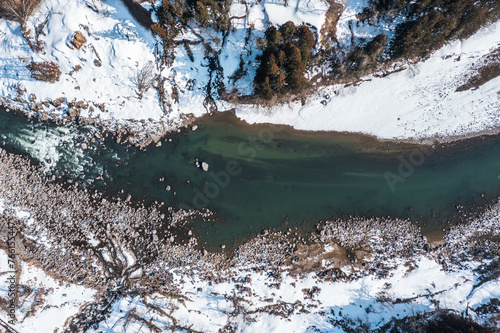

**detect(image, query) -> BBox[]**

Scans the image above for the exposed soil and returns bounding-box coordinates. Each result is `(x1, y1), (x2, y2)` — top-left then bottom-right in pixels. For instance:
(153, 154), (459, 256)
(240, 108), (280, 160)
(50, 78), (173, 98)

(320, 0), (344, 49)
(456, 47), (500, 92)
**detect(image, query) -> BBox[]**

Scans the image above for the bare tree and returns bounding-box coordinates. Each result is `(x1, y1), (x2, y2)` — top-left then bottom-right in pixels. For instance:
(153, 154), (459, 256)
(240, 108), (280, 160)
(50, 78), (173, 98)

(135, 61), (156, 99)
(0, 0), (43, 28)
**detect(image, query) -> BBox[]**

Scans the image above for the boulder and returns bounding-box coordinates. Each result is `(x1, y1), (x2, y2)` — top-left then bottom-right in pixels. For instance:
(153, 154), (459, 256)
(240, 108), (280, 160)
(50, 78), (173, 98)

(52, 97), (65, 107)
(68, 107), (79, 118)
(72, 31), (86, 50)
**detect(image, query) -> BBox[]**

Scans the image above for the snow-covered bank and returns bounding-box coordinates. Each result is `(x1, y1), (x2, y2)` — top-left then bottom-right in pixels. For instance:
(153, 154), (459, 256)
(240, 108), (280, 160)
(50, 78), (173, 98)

(234, 20), (500, 141)
(0, 144), (499, 332)
(92, 257), (500, 332)
(0, 249), (96, 332)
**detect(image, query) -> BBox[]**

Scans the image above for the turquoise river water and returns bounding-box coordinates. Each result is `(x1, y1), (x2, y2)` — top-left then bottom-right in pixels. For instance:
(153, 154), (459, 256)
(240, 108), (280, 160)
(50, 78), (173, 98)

(1, 108), (500, 250)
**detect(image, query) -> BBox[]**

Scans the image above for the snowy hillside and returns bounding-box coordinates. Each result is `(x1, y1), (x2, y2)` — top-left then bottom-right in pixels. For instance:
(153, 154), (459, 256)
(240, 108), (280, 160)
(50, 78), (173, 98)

(0, 0), (166, 119)
(0, 0), (497, 142)
(0, 0), (332, 134)
(234, 20), (500, 141)
(4, 248), (498, 332)
(0, 249), (96, 332)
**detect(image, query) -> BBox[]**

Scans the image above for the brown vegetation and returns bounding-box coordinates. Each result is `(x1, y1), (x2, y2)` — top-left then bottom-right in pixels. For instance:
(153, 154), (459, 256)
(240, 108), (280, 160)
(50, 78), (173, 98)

(152, 0), (231, 48)
(320, 0), (343, 48)
(0, 0), (43, 27)
(0, 0), (45, 52)
(26, 61), (61, 83)
(120, 0), (154, 30)
(335, 33), (388, 78)
(386, 0), (500, 58)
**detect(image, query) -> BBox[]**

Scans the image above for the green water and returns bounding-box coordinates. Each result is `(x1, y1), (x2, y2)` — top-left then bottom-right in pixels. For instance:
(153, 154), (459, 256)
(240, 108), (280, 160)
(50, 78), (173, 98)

(2, 109), (500, 250)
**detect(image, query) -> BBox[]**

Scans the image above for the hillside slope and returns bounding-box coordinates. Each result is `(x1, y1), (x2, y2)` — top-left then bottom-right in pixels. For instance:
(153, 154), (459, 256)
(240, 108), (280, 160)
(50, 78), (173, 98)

(0, 0), (498, 142)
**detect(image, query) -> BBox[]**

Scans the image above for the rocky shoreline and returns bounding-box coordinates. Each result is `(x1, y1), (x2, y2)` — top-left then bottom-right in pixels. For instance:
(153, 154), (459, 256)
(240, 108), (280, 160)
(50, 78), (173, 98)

(0, 145), (499, 330)
(0, 145), (498, 285)
(4, 90), (500, 151)
(0, 98), (195, 149)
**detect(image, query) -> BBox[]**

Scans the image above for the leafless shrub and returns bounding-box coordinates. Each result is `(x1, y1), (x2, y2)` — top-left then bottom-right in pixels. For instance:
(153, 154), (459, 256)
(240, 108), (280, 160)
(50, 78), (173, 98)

(85, 0), (102, 13)
(0, 0), (44, 28)
(135, 61), (156, 99)
(26, 61), (61, 83)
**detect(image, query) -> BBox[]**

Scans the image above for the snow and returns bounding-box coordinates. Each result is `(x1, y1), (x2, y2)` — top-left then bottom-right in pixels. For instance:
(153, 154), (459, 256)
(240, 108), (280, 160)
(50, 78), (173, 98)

(0, 249), (96, 333)
(336, 0), (402, 49)
(263, 0), (329, 28)
(235, 20), (500, 140)
(0, 0), (329, 132)
(122, 248), (136, 267)
(0, 2), (499, 331)
(229, 0), (329, 30)
(0, 0), (164, 121)
(90, 257), (500, 332)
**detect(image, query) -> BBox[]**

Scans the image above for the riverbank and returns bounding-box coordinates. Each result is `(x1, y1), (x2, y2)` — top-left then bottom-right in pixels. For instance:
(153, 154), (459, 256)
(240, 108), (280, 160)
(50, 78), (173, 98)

(0, 145), (499, 331)
(232, 20), (500, 144)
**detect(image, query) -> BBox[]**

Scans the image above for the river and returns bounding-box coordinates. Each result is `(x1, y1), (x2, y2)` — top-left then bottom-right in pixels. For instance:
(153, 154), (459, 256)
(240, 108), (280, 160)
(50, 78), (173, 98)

(1, 108), (500, 250)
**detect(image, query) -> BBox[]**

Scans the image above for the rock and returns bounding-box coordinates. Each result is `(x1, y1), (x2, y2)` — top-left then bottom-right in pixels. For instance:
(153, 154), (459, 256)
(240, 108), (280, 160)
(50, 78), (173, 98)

(81, 143), (88, 150)
(192, 125), (198, 131)
(188, 230), (192, 236)
(202, 249), (208, 256)
(71, 31), (87, 50)
(68, 107), (79, 118)
(169, 236), (175, 242)
(201, 162), (209, 172)
(221, 244), (225, 249)
(52, 97), (65, 107)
